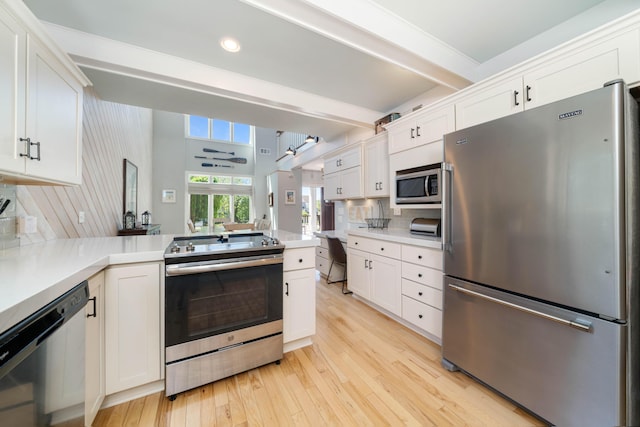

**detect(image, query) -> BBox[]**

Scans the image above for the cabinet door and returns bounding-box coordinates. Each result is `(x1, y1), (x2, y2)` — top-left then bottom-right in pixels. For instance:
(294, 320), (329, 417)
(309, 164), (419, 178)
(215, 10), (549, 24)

(455, 77), (524, 130)
(0, 7), (26, 175)
(347, 248), (370, 299)
(283, 268), (316, 343)
(86, 271), (105, 427)
(324, 145), (362, 175)
(25, 38), (83, 185)
(105, 263), (161, 395)
(364, 135), (389, 197)
(369, 253), (402, 316)
(387, 118), (416, 155)
(524, 29), (640, 110)
(323, 173), (341, 200)
(340, 166), (363, 199)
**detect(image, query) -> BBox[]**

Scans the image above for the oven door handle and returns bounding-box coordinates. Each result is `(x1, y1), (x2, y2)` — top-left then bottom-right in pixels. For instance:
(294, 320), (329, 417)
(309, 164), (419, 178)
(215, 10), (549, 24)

(166, 256), (283, 276)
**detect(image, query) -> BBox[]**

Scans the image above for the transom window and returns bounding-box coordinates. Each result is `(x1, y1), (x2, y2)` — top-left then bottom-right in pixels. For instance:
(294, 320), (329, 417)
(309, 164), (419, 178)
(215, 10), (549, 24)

(188, 174), (253, 232)
(187, 116), (253, 144)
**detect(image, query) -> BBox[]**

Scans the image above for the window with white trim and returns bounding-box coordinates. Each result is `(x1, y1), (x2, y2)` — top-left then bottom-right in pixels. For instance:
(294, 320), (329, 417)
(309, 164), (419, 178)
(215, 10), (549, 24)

(188, 174), (253, 232)
(187, 115), (253, 145)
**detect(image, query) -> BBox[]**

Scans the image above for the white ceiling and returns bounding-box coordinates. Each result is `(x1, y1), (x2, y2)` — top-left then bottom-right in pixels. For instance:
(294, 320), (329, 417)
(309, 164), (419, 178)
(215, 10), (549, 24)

(22, 0), (639, 141)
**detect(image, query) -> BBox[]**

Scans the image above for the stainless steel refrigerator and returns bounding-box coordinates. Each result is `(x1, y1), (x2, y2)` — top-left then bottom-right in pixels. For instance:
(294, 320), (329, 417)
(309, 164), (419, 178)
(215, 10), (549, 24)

(441, 80), (639, 427)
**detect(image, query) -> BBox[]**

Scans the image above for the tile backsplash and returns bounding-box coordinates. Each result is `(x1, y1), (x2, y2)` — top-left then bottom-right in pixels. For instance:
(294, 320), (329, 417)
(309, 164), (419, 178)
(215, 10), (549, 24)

(334, 198), (440, 231)
(0, 184), (18, 249)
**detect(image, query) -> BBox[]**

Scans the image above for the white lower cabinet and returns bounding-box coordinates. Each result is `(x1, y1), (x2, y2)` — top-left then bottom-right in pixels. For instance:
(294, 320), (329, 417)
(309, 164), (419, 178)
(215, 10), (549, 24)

(347, 236), (402, 316)
(104, 262), (161, 395)
(348, 234), (444, 343)
(315, 236), (345, 282)
(85, 271), (105, 426)
(283, 268), (316, 343)
(401, 245), (443, 341)
(283, 246), (316, 349)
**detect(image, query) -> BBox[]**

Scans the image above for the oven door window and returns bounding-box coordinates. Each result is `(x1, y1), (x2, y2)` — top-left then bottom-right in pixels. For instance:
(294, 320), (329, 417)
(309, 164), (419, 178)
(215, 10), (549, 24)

(165, 263), (283, 347)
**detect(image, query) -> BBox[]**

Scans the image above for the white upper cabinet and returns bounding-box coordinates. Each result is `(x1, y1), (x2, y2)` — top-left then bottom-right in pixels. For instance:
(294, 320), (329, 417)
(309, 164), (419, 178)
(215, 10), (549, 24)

(0, 7), (26, 176)
(363, 133), (389, 198)
(456, 28), (640, 130)
(0, 1), (89, 185)
(323, 145), (362, 175)
(387, 105), (455, 155)
(323, 144), (364, 200)
(523, 29), (640, 109)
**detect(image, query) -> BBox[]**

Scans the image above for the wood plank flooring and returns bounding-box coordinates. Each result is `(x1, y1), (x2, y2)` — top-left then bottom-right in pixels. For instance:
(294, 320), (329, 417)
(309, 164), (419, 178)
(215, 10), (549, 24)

(92, 275), (544, 426)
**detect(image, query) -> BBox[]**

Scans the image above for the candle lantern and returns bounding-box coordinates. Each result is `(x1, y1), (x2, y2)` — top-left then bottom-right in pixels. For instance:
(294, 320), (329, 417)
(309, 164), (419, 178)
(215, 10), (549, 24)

(124, 211), (136, 230)
(141, 210), (151, 226)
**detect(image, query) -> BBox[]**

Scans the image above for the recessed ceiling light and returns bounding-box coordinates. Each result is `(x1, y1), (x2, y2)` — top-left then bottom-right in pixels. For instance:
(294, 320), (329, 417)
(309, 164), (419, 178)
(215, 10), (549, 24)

(220, 37), (241, 53)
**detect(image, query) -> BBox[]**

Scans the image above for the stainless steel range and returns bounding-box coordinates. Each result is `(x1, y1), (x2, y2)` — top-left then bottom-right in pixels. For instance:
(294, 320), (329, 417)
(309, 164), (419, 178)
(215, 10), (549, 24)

(163, 232), (284, 399)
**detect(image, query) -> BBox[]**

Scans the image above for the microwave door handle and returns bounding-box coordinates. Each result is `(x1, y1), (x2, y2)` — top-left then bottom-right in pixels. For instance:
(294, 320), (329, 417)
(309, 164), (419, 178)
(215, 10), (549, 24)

(425, 175), (432, 197)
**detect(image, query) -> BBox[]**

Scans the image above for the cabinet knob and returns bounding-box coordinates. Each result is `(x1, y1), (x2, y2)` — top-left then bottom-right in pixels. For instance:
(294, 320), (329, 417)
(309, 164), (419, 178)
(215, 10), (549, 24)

(299, 258), (303, 263)
(418, 273), (422, 278)
(418, 255), (422, 259)
(418, 314), (423, 319)
(380, 247), (384, 251)
(418, 292), (423, 296)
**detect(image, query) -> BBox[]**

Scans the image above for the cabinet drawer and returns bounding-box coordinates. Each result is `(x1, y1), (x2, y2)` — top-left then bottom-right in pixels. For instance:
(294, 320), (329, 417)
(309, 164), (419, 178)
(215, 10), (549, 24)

(320, 237), (328, 249)
(316, 246), (328, 258)
(402, 296), (442, 339)
(348, 236), (401, 259)
(402, 279), (442, 309)
(402, 245), (442, 270)
(315, 257), (330, 276)
(402, 263), (442, 290)
(284, 247), (315, 271)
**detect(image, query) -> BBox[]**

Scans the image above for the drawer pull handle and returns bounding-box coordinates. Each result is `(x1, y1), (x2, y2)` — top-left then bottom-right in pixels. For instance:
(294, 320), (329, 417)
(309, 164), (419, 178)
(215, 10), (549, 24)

(418, 314), (423, 319)
(418, 273), (422, 278)
(285, 282), (289, 296)
(381, 247), (384, 251)
(418, 292), (423, 296)
(299, 258), (303, 263)
(418, 255), (422, 259)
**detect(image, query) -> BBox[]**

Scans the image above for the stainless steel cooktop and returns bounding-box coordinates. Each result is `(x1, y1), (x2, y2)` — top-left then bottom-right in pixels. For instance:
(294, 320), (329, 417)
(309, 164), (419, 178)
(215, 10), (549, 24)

(164, 232), (284, 263)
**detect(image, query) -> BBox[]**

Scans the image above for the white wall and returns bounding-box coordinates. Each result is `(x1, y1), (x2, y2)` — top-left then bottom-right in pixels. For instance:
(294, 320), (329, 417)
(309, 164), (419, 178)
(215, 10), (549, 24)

(151, 112), (279, 234)
(152, 110), (187, 235)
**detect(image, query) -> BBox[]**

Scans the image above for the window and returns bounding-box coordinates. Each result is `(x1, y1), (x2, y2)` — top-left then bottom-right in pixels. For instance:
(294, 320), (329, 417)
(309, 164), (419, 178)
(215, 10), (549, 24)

(187, 116), (253, 144)
(188, 174), (253, 232)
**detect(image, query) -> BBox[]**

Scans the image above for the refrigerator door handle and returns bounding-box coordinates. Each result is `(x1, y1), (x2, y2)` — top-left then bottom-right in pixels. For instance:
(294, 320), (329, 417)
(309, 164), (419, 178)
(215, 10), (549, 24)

(442, 162), (453, 252)
(447, 284), (593, 333)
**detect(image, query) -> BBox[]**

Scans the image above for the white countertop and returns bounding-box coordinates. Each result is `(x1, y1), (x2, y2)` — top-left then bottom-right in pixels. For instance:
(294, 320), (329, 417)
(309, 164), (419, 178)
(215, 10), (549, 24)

(346, 228), (442, 249)
(0, 230), (317, 335)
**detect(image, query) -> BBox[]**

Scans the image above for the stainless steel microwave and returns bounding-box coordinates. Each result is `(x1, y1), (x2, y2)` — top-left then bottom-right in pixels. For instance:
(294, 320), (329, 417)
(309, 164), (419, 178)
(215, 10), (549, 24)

(395, 164), (441, 204)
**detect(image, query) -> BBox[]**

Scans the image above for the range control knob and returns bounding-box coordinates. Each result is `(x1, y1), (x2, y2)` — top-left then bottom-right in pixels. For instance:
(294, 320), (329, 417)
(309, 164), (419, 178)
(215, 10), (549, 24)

(170, 243), (180, 253)
(186, 242), (195, 252)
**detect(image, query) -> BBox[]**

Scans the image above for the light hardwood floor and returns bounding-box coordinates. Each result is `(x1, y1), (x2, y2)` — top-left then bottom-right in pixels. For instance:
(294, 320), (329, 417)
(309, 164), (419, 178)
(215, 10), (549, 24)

(92, 275), (544, 426)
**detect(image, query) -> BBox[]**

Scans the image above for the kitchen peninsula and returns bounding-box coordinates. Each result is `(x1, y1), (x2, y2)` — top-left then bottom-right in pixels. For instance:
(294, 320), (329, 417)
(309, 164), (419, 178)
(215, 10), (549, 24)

(0, 231), (319, 420)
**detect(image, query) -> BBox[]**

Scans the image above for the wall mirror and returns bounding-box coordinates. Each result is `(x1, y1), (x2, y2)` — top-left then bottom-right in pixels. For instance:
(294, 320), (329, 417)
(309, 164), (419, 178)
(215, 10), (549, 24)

(123, 159), (138, 219)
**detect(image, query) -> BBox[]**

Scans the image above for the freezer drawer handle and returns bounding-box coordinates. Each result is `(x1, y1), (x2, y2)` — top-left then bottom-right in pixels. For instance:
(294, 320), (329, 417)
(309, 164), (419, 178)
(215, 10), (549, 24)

(448, 284), (592, 333)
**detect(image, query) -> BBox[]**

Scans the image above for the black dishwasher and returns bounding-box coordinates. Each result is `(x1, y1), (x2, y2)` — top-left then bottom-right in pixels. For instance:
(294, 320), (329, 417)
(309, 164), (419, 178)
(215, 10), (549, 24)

(0, 281), (88, 426)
